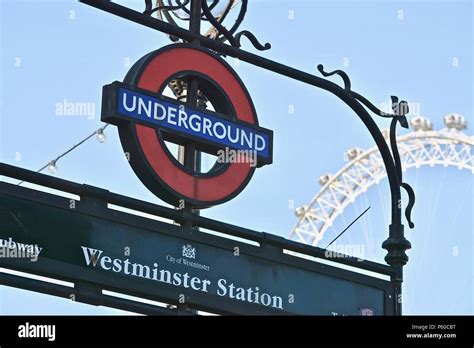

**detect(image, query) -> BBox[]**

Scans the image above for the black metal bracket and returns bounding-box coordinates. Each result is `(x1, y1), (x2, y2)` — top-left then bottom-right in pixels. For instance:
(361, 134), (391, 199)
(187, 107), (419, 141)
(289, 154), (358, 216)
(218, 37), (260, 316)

(77, 0), (414, 315)
(142, 0), (270, 51)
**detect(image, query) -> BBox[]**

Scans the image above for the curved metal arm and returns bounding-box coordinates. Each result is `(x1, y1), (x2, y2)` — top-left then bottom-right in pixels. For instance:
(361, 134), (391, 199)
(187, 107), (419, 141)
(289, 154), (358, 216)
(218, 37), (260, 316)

(318, 64), (415, 231)
(79, 0), (415, 315)
(389, 115), (415, 228)
(315, 66), (405, 225)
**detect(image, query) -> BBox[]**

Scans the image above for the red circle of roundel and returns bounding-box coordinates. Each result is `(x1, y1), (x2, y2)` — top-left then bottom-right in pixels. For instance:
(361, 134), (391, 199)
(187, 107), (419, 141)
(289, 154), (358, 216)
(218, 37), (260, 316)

(127, 45), (257, 207)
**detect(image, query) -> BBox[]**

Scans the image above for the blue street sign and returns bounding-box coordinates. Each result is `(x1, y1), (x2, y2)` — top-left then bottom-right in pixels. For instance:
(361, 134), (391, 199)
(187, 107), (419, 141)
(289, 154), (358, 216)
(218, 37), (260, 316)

(102, 82), (273, 166)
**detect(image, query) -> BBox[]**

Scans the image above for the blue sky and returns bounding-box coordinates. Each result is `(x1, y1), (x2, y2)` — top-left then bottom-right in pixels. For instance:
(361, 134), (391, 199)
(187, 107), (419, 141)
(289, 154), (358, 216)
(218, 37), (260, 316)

(0, 0), (472, 314)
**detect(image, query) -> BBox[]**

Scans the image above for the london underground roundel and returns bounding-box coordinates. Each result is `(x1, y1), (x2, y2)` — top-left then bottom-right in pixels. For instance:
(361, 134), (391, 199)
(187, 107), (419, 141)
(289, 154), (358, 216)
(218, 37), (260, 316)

(101, 44), (273, 208)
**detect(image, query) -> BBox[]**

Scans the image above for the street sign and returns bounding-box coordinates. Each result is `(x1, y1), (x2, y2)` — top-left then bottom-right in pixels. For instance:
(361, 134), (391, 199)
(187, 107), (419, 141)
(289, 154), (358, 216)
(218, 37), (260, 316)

(0, 0), (416, 319)
(0, 180), (394, 315)
(101, 44), (273, 208)
(102, 83), (272, 165)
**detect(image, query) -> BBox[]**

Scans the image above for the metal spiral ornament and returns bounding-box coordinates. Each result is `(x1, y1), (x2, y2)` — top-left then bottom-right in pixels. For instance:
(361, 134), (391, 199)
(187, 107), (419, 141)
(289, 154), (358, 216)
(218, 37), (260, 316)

(146, 0), (270, 50)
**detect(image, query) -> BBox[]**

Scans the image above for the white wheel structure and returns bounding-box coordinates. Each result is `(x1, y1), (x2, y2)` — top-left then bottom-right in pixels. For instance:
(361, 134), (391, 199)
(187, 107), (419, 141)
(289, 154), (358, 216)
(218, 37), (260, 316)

(289, 113), (474, 246)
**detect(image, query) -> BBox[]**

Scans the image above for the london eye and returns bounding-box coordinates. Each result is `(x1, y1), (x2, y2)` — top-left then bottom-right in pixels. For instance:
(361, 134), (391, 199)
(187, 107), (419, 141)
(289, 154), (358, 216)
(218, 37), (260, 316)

(289, 114), (473, 247)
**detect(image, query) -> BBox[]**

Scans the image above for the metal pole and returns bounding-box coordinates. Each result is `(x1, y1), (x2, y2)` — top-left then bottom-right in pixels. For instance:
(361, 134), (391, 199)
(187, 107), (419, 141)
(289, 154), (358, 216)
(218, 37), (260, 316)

(182, 0), (202, 208)
(79, 0), (412, 315)
(177, 0), (202, 315)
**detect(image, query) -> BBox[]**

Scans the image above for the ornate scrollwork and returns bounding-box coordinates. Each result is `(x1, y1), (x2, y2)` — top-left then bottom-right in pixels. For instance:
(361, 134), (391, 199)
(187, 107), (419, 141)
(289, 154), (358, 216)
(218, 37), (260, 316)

(317, 64), (351, 91)
(144, 0), (271, 51)
(317, 64), (415, 228)
(234, 30), (271, 51)
(144, 0), (191, 16)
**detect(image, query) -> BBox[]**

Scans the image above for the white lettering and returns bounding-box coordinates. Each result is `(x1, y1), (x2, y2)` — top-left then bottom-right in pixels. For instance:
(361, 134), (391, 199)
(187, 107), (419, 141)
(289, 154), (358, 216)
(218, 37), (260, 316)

(153, 102), (166, 120)
(138, 98), (152, 118)
(241, 130), (253, 148)
(254, 134), (266, 151)
(122, 93), (136, 112)
(213, 122), (226, 139)
(167, 107), (177, 125)
(100, 256), (112, 270)
(79, 246), (283, 310)
(18, 322), (56, 342)
(189, 114), (201, 132)
(81, 246), (103, 267)
(228, 126), (239, 143)
(217, 278), (227, 296)
(178, 109), (189, 129)
(203, 118), (212, 136)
